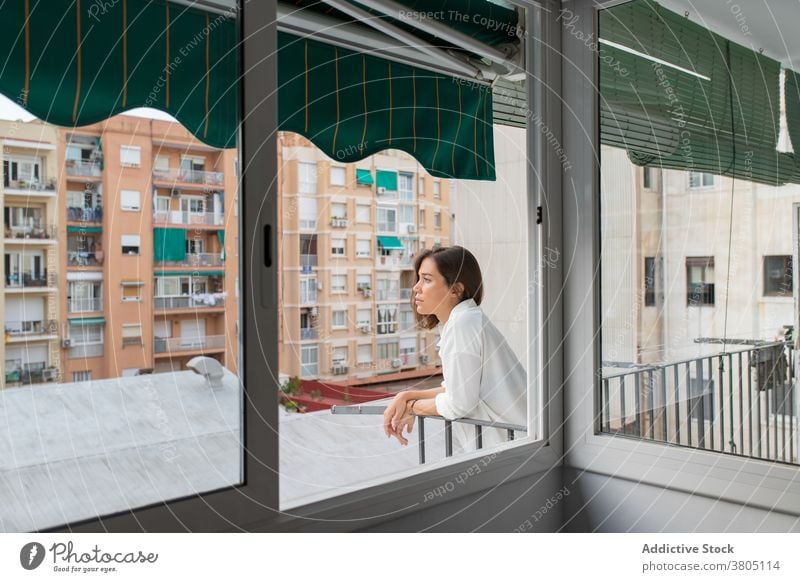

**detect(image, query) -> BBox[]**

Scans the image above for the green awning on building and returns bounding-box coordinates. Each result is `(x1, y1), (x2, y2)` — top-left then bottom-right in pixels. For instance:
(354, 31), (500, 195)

(376, 170), (398, 191)
(68, 317), (106, 326)
(376, 235), (405, 250)
(154, 228), (187, 262)
(67, 226), (102, 234)
(217, 230), (225, 261)
(0, 0), (503, 180)
(356, 169), (374, 185)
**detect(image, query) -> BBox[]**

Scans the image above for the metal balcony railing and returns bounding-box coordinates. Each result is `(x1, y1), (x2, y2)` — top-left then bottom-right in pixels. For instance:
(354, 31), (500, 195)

(65, 160), (102, 177)
(300, 327), (317, 340)
(154, 295), (226, 310)
(68, 343), (104, 359)
(152, 168), (224, 186)
(68, 298), (103, 313)
(300, 254), (318, 269)
(600, 341), (798, 465)
(4, 319), (58, 337)
(331, 404), (527, 464)
(153, 335), (226, 353)
(155, 253), (225, 268)
(5, 271), (54, 288)
(3, 179), (57, 192)
(67, 206), (103, 222)
(376, 288), (399, 301)
(4, 223), (58, 240)
(67, 251), (103, 267)
(153, 210), (225, 226)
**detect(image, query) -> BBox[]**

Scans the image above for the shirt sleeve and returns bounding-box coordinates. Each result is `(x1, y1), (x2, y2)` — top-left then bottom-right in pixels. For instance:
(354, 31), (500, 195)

(434, 313), (483, 420)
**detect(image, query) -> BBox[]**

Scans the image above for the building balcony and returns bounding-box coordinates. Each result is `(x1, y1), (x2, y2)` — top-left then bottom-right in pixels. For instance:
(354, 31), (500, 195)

(153, 334), (226, 354)
(330, 217), (349, 228)
(601, 341), (798, 465)
(152, 168), (224, 187)
(154, 294), (226, 311)
(68, 298), (103, 313)
(65, 160), (102, 178)
(300, 254), (318, 270)
(67, 206), (103, 223)
(376, 289), (399, 301)
(155, 253), (224, 269)
(4, 363), (60, 385)
(153, 210), (225, 227)
(4, 319), (59, 342)
(67, 251), (103, 267)
(2, 179), (57, 195)
(5, 271), (56, 290)
(300, 327), (317, 340)
(68, 343), (104, 359)
(4, 224), (57, 242)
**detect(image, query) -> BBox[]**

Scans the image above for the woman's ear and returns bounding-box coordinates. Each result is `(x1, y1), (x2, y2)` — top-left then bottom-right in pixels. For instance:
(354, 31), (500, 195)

(452, 282), (465, 299)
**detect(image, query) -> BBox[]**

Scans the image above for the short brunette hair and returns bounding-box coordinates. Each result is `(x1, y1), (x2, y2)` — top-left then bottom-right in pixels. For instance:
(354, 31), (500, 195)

(412, 246), (484, 330)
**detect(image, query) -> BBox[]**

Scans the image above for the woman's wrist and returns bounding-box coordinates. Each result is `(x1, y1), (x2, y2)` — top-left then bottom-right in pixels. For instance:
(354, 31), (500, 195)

(408, 399), (417, 416)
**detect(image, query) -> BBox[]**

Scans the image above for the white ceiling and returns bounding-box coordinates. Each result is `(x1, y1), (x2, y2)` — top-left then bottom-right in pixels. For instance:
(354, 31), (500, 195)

(659, 0), (800, 68)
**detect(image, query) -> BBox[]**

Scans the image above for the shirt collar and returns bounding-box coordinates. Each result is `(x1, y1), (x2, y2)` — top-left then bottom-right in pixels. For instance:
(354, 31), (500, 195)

(440, 297), (478, 333)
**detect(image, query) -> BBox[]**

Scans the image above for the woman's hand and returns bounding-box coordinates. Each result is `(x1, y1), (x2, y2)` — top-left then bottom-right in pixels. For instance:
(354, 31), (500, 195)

(383, 393), (408, 438)
(393, 413), (415, 446)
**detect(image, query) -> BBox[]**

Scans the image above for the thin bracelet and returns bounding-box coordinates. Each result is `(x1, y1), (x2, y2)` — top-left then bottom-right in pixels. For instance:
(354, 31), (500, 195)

(409, 399), (418, 416)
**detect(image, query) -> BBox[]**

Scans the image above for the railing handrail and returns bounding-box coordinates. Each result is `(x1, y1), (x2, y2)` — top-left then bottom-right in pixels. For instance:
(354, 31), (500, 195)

(603, 340), (791, 380)
(331, 404), (527, 432)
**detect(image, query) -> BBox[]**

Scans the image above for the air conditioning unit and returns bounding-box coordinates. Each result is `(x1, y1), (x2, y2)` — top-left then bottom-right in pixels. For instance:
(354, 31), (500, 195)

(61, 338), (72, 348)
(391, 358), (402, 368)
(332, 364), (348, 375)
(310, 307), (318, 317)
(377, 187), (387, 194)
(317, 282), (323, 290)
(420, 354), (430, 364)
(170, 188), (180, 197)
(407, 224), (416, 233)
(42, 367), (58, 382)
(360, 324), (371, 333)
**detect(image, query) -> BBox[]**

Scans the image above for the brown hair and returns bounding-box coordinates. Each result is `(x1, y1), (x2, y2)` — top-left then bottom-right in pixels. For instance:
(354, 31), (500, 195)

(411, 245), (484, 330)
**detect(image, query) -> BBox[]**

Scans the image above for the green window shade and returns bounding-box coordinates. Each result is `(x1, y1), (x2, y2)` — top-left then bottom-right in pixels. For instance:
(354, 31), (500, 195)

(376, 170), (398, 191)
(68, 317), (106, 326)
(600, 0), (786, 185)
(67, 226), (102, 234)
(155, 270), (224, 276)
(217, 230), (225, 261)
(154, 228), (187, 262)
(356, 169), (374, 185)
(376, 235), (404, 250)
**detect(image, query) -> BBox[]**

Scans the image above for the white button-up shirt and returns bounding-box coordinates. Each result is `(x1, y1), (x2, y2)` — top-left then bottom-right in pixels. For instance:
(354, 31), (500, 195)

(433, 298), (527, 453)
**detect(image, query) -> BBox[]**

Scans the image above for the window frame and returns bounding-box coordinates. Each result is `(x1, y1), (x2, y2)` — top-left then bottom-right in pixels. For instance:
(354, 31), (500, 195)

(61, 0), (558, 534)
(119, 145), (142, 168)
(565, 0), (800, 517)
(763, 255), (793, 297)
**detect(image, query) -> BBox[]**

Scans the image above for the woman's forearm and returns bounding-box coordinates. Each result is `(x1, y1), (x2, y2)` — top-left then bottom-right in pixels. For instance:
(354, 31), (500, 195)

(397, 384), (446, 403)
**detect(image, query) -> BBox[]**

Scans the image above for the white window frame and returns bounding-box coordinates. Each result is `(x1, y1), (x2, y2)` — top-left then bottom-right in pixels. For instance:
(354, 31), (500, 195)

(331, 309), (347, 329)
(356, 239), (370, 258)
(330, 273), (347, 294)
(121, 234), (141, 255)
(331, 238), (346, 257)
(120, 189), (141, 211)
(120, 145), (142, 168)
(355, 204), (371, 224)
(688, 171), (715, 189)
(330, 166), (346, 187)
(298, 161), (317, 194)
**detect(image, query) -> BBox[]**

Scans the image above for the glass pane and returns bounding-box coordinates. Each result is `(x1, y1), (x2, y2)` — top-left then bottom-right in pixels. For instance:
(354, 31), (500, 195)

(277, 125), (533, 509)
(599, 0), (797, 464)
(0, 3), (242, 531)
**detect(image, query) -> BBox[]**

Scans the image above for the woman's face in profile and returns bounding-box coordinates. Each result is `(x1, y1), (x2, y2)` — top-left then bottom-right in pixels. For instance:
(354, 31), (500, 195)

(413, 257), (453, 316)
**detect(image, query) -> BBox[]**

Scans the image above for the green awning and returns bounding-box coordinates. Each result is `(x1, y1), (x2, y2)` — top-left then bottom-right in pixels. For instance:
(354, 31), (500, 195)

(0, 1), (506, 180)
(155, 270), (224, 276)
(217, 230), (225, 261)
(599, 0), (789, 185)
(377, 235), (405, 250)
(154, 228), (187, 262)
(67, 226), (102, 234)
(376, 170), (398, 191)
(356, 169), (374, 185)
(69, 317), (106, 326)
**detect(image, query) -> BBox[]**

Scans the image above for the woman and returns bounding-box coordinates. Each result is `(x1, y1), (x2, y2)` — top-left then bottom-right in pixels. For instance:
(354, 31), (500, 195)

(383, 245), (527, 454)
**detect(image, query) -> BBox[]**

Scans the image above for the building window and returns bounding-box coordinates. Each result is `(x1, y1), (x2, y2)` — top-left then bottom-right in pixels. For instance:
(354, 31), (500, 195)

(356, 204), (370, 223)
(419, 208), (426, 226)
(398, 205), (414, 225)
(68, 281), (102, 313)
(121, 281), (144, 302)
(299, 197), (318, 230)
(686, 257), (715, 306)
(432, 180), (441, 198)
(120, 189), (141, 211)
(643, 167), (657, 190)
(331, 238), (346, 257)
(764, 255), (793, 296)
(434, 210), (441, 229)
(689, 172), (715, 189)
(357, 308), (371, 327)
(120, 145), (141, 167)
(331, 346), (348, 365)
(298, 162), (317, 194)
(331, 273), (347, 293)
(356, 274), (371, 292)
(399, 173), (414, 201)
(332, 309), (347, 329)
(69, 325), (104, 359)
(418, 176), (425, 196)
(377, 340), (399, 360)
(154, 155), (169, 172)
(331, 202), (347, 220)
(330, 166), (346, 186)
(121, 234), (141, 255)
(300, 345), (319, 377)
(356, 239), (370, 257)
(357, 344), (372, 364)
(377, 207), (397, 232)
(377, 305), (398, 334)
(73, 371), (92, 382)
(122, 324), (143, 347)
(644, 257), (656, 307)
(300, 278), (318, 304)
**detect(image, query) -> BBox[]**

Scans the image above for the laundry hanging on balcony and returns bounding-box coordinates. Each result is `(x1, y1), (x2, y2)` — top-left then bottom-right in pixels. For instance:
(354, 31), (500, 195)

(599, 0), (800, 186)
(0, 0), (523, 180)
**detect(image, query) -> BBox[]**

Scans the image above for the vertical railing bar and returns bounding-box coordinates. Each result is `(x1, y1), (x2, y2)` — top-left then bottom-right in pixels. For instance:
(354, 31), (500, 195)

(737, 352), (743, 456)
(603, 378), (611, 433)
(747, 349), (753, 458)
(418, 416), (426, 465)
(620, 376), (627, 436)
(712, 356), (719, 452)
(686, 362), (693, 448)
(698, 358), (706, 449)
(648, 369), (655, 440)
(475, 424), (483, 450)
(507, 429), (514, 441)
(757, 350), (763, 459)
(661, 366), (668, 442)
(634, 372), (642, 438)
(790, 344), (795, 464)
(445, 420), (453, 457)
(728, 352), (734, 454)
(673, 364), (681, 445)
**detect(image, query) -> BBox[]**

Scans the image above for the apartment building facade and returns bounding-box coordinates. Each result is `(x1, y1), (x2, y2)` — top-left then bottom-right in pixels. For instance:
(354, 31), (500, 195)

(277, 132), (451, 381)
(2, 115), (239, 387)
